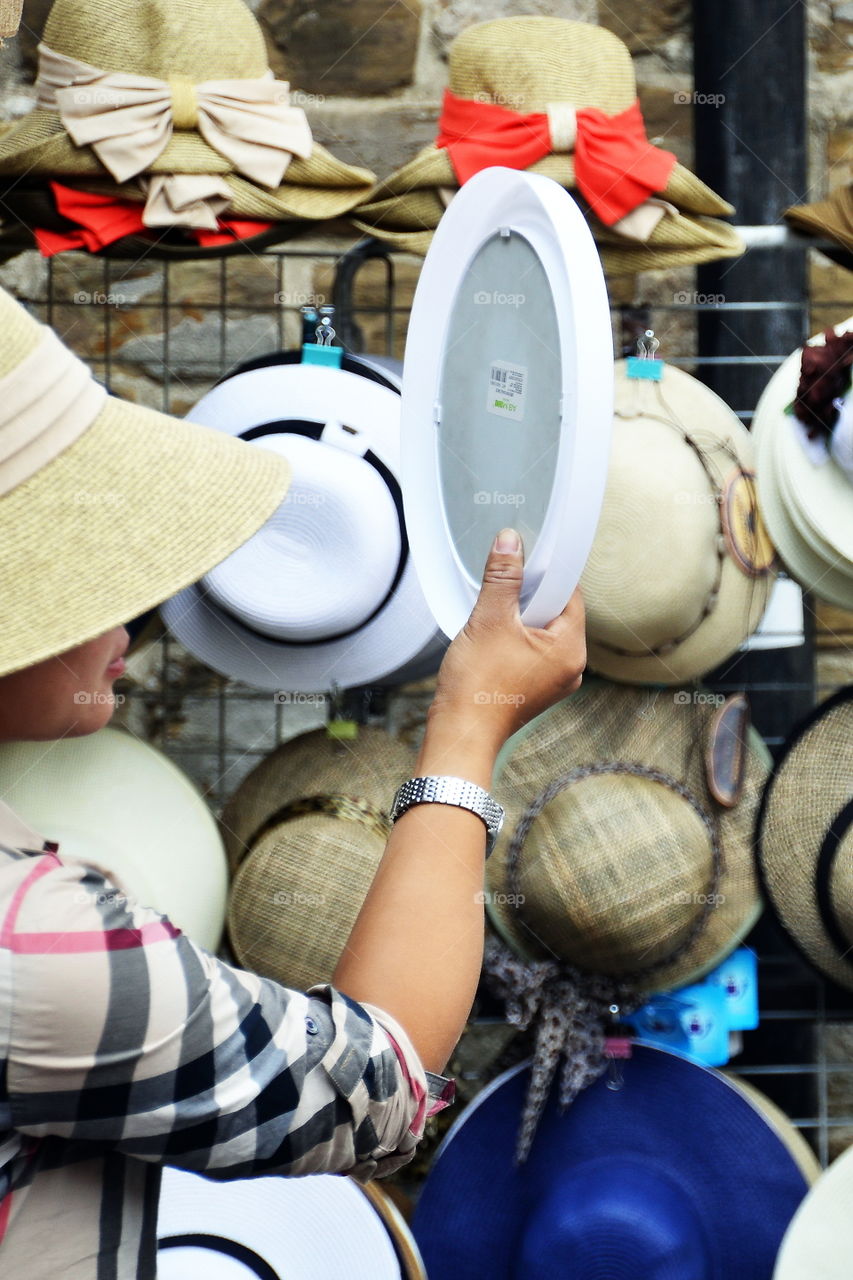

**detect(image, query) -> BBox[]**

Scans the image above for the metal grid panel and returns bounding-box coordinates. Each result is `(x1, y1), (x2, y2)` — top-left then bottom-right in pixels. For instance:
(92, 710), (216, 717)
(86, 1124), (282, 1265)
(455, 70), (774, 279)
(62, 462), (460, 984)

(11, 239), (853, 1167)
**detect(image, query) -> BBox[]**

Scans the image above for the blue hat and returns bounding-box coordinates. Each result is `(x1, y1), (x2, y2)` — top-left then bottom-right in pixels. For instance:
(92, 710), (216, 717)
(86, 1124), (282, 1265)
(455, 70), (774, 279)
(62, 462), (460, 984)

(412, 1045), (816, 1279)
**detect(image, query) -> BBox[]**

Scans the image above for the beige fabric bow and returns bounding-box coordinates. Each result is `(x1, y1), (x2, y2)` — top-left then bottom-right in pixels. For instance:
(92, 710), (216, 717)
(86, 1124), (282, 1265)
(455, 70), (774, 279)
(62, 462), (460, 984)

(36, 43), (314, 227)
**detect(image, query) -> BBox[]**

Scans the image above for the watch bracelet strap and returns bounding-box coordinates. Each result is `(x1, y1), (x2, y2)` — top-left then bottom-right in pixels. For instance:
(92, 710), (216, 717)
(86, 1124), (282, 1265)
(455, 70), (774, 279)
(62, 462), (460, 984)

(390, 775), (504, 855)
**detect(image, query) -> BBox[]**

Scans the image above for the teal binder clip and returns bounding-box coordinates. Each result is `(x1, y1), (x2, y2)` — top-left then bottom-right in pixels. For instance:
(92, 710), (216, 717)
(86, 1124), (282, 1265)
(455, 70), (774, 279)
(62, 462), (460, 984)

(301, 305), (343, 369)
(626, 329), (663, 381)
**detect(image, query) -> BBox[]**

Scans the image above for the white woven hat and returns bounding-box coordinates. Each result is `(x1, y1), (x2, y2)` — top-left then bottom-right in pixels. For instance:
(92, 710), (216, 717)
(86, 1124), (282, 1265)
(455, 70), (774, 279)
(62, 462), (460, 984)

(161, 353), (445, 692)
(157, 1165), (426, 1279)
(751, 317), (853, 611)
(774, 1143), (853, 1279)
(0, 727), (227, 951)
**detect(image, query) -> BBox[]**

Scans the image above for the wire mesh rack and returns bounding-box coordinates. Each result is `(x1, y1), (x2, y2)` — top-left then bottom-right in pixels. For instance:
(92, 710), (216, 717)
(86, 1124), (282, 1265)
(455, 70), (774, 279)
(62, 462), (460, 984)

(3, 233), (853, 1169)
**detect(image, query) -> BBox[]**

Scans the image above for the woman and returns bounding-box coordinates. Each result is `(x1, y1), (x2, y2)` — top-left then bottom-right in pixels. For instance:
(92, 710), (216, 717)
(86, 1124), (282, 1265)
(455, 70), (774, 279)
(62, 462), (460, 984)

(0, 285), (585, 1277)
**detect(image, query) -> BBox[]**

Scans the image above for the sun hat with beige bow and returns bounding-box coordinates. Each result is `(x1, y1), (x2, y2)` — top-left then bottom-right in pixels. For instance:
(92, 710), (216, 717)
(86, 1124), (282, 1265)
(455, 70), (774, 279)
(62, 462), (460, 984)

(223, 726), (416, 991)
(0, 283), (291, 676)
(482, 678), (770, 1159)
(0, 0), (374, 245)
(351, 16), (744, 276)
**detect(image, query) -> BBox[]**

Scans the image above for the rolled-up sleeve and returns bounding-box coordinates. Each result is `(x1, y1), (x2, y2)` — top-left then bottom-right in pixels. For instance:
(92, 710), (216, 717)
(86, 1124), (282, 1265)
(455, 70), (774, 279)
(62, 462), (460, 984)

(2, 853), (453, 1182)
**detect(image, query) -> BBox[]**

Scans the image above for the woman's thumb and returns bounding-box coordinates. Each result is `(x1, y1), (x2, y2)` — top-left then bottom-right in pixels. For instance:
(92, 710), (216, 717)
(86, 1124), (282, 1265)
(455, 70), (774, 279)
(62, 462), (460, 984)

(471, 529), (525, 626)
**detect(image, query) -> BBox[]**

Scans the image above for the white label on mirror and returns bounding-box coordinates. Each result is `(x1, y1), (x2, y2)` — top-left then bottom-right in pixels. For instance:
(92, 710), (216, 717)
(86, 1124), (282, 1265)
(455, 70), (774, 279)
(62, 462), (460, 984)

(487, 361), (527, 421)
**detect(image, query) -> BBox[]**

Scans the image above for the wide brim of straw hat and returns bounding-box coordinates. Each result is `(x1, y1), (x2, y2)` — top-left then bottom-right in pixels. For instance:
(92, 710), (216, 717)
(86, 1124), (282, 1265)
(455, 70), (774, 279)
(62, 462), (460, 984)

(581, 361), (777, 685)
(774, 1142), (853, 1279)
(0, 286), (291, 677)
(0, 0), (375, 222)
(751, 318), (853, 610)
(784, 185), (853, 271)
(411, 1048), (815, 1280)
(224, 726), (415, 989)
(486, 679), (770, 992)
(756, 687), (853, 992)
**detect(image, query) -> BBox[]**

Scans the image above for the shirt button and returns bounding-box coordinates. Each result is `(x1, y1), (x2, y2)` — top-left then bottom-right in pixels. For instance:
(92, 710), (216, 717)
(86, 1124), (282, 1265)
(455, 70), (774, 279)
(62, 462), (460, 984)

(305, 1017), (319, 1035)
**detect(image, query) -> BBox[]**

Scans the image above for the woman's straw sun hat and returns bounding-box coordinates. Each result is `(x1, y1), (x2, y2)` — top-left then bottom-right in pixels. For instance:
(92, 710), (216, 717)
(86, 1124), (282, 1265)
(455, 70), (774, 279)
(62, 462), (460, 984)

(0, 286), (291, 677)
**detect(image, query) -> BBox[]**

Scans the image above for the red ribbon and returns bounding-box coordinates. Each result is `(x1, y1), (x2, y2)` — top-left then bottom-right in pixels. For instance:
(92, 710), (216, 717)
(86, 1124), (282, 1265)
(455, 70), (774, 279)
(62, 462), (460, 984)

(34, 183), (274, 256)
(435, 89), (676, 227)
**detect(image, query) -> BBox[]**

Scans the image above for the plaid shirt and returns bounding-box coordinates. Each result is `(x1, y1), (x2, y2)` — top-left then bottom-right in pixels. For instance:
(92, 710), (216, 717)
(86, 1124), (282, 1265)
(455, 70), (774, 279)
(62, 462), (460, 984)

(0, 801), (452, 1279)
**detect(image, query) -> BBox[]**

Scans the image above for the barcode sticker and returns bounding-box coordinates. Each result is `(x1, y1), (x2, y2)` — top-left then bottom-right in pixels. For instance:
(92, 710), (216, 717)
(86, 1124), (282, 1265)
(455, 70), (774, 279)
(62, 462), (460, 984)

(487, 361), (527, 422)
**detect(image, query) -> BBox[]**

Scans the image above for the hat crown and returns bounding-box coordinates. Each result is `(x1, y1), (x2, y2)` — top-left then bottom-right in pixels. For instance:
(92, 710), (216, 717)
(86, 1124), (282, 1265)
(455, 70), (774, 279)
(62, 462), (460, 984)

(448, 17), (637, 115)
(42, 0), (269, 80)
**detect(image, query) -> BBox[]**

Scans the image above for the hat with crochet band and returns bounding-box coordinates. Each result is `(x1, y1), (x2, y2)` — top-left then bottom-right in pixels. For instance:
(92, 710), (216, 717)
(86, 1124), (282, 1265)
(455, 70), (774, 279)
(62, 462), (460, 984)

(350, 16), (744, 275)
(0, 0), (375, 236)
(0, 284), (291, 677)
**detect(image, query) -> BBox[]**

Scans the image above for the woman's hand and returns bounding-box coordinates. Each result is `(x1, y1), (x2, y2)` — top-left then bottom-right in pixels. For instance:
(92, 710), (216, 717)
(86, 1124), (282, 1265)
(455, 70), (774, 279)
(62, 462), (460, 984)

(428, 527), (586, 753)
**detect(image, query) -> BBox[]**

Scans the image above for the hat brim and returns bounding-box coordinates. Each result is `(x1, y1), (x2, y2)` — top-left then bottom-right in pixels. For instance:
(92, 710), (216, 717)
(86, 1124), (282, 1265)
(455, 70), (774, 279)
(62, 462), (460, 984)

(0, 727), (227, 951)
(784, 192), (853, 272)
(0, 292), (291, 677)
(486, 679), (769, 991)
(411, 1048), (814, 1280)
(157, 1166), (408, 1279)
(774, 1143), (853, 1279)
(756, 686), (853, 992)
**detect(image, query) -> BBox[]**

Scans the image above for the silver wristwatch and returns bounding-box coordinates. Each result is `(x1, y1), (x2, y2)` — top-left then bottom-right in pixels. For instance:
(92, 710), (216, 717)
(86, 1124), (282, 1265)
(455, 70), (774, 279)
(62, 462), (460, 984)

(390, 775), (505, 857)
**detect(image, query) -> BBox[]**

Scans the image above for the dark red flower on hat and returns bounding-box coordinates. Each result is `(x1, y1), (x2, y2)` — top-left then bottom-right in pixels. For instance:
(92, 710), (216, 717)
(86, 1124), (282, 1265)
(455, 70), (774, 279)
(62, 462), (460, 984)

(793, 329), (853, 439)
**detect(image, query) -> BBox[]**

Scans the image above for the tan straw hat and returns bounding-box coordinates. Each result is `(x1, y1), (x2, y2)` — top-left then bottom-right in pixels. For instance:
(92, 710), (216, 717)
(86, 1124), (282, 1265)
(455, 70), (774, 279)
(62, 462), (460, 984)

(224, 726), (415, 989)
(774, 1141), (853, 1279)
(0, 0), (374, 234)
(751, 318), (853, 612)
(580, 359), (777, 685)
(351, 16), (744, 276)
(0, 284), (291, 677)
(784, 184), (853, 272)
(486, 679), (770, 993)
(756, 686), (853, 991)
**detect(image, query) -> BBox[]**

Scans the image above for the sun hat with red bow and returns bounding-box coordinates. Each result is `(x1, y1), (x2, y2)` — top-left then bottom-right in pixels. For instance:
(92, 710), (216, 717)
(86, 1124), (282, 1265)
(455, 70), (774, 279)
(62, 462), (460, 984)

(351, 16), (744, 276)
(0, 0), (375, 254)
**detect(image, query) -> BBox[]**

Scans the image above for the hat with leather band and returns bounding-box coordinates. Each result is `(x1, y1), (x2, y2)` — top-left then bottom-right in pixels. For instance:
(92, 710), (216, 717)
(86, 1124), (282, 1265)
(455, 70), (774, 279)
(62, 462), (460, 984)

(160, 351), (445, 693)
(411, 1048), (818, 1280)
(223, 725), (416, 991)
(0, 0), (375, 252)
(350, 16), (744, 276)
(483, 678), (769, 1159)
(756, 685), (853, 992)
(0, 285), (290, 678)
(580, 359), (777, 685)
(751, 318), (853, 611)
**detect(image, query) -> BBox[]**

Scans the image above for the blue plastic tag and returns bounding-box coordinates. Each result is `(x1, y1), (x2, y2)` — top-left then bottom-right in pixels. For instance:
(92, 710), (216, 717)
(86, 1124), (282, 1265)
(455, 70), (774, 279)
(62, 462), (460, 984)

(302, 343), (343, 369)
(626, 355), (663, 382)
(629, 985), (730, 1067)
(704, 948), (760, 1031)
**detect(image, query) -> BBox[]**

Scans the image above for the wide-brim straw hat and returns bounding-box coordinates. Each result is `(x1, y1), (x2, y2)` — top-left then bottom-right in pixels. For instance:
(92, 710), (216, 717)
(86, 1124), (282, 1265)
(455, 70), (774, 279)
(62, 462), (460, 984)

(774, 1142), (853, 1279)
(0, 0), (375, 227)
(580, 359), (777, 685)
(756, 686), (853, 991)
(0, 726), (227, 951)
(486, 679), (770, 993)
(224, 726), (415, 990)
(0, 286), (290, 677)
(160, 352), (445, 692)
(784, 185), (853, 272)
(751, 318), (853, 612)
(350, 17), (744, 276)
(158, 1165), (426, 1280)
(411, 1048), (817, 1280)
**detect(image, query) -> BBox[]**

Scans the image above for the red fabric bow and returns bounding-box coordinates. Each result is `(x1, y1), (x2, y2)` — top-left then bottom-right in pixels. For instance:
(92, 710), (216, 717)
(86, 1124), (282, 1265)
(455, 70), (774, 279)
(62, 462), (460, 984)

(34, 183), (274, 256)
(435, 89), (676, 227)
